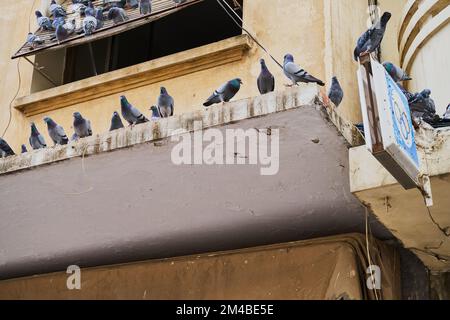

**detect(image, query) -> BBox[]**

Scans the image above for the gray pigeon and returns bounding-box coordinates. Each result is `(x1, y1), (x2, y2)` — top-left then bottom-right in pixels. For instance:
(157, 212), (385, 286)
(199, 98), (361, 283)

(52, 16), (66, 30)
(257, 59), (275, 94)
(85, 1), (95, 17)
(29, 123), (47, 150)
(0, 138), (15, 158)
(120, 96), (149, 125)
(139, 0), (152, 15)
(44, 117), (69, 145)
(444, 104), (450, 120)
(409, 89), (437, 123)
(283, 54), (325, 86)
(50, 0), (67, 17)
(83, 12), (98, 36)
(126, 0), (139, 9)
(383, 62), (412, 82)
(21, 144), (28, 154)
(328, 76), (344, 107)
(173, 0), (187, 6)
(108, 7), (129, 24)
(157, 87), (174, 118)
(354, 12), (392, 61)
(203, 78), (243, 107)
(95, 8), (105, 29)
(150, 106), (161, 120)
(56, 19), (76, 43)
(110, 111), (125, 131)
(26, 33), (44, 49)
(73, 112), (92, 139)
(35, 11), (53, 31)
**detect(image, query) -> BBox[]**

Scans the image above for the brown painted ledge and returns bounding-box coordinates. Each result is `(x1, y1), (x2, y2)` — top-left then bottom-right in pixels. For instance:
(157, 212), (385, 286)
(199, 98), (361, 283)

(1, 86), (320, 175)
(13, 34), (253, 117)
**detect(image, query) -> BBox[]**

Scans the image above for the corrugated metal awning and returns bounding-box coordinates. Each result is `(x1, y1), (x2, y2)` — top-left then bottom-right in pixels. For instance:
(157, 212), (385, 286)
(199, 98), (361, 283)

(12, 0), (204, 59)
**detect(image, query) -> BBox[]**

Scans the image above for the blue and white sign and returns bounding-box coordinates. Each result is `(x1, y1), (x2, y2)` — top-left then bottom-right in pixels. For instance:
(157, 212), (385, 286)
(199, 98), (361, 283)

(358, 56), (421, 189)
(385, 73), (420, 168)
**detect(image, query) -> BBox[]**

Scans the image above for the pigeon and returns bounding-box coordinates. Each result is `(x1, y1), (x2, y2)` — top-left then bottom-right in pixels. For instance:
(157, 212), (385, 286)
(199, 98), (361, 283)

(21, 144), (28, 154)
(328, 76), (344, 107)
(26, 33), (44, 49)
(52, 16), (66, 30)
(150, 106), (161, 120)
(173, 0), (187, 7)
(354, 12), (392, 61)
(56, 19), (76, 43)
(73, 112), (92, 139)
(409, 89), (437, 123)
(83, 12), (98, 36)
(35, 11), (53, 31)
(29, 122), (47, 150)
(257, 59), (275, 94)
(108, 7), (129, 24)
(85, 1), (95, 17)
(283, 54), (325, 86)
(95, 8), (105, 29)
(50, 0), (67, 17)
(126, 0), (139, 9)
(397, 82), (414, 101)
(203, 78), (243, 107)
(383, 62), (412, 82)
(110, 111), (125, 131)
(120, 96), (149, 125)
(157, 87), (174, 118)
(139, 0), (152, 15)
(44, 117), (69, 145)
(444, 104), (450, 120)
(0, 138), (15, 158)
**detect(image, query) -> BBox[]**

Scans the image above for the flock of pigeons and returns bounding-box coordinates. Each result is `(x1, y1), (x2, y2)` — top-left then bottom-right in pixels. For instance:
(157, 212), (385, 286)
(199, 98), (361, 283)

(1, 6), (449, 158)
(28, 0), (187, 46)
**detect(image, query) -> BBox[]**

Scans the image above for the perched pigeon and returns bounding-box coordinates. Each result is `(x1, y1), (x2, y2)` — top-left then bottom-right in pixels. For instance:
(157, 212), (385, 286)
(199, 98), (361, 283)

(397, 82), (414, 101)
(150, 106), (161, 120)
(173, 0), (187, 6)
(52, 16), (66, 30)
(120, 96), (149, 125)
(35, 11), (53, 31)
(283, 54), (325, 86)
(409, 89), (437, 123)
(383, 62), (412, 82)
(50, 0), (67, 17)
(257, 59), (275, 94)
(56, 19), (76, 43)
(444, 104), (450, 120)
(95, 8), (105, 29)
(26, 33), (44, 49)
(126, 0), (139, 9)
(157, 87), (174, 118)
(108, 7), (129, 24)
(138, 0), (152, 15)
(203, 78), (243, 107)
(83, 12), (98, 36)
(110, 111), (125, 131)
(354, 12), (392, 61)
(328, 76), (344, 107)
(21, 144), (28, 154)
(44, 117), (69, 145)
(73, 112), (92, 139)
(0, 138), (15, 158)
(85, 1), (95, 17)
(29, 122), (47, 150)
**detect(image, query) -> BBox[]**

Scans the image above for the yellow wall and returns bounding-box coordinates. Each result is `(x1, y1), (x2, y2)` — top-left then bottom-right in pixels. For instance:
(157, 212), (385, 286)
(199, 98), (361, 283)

(0, 0), (409, 151)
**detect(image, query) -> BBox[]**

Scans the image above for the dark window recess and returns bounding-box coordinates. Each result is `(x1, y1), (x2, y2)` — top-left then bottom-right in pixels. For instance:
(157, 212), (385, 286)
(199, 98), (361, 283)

(63, 0), (243, 84)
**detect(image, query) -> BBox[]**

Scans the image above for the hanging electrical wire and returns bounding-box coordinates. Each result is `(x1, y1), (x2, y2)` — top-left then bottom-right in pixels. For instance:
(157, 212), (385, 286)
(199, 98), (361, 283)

(215, 0), (284, 70)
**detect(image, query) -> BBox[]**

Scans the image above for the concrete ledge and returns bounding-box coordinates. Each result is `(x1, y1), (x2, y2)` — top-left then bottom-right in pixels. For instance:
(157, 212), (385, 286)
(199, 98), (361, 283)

(1, 86), (319, 176)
